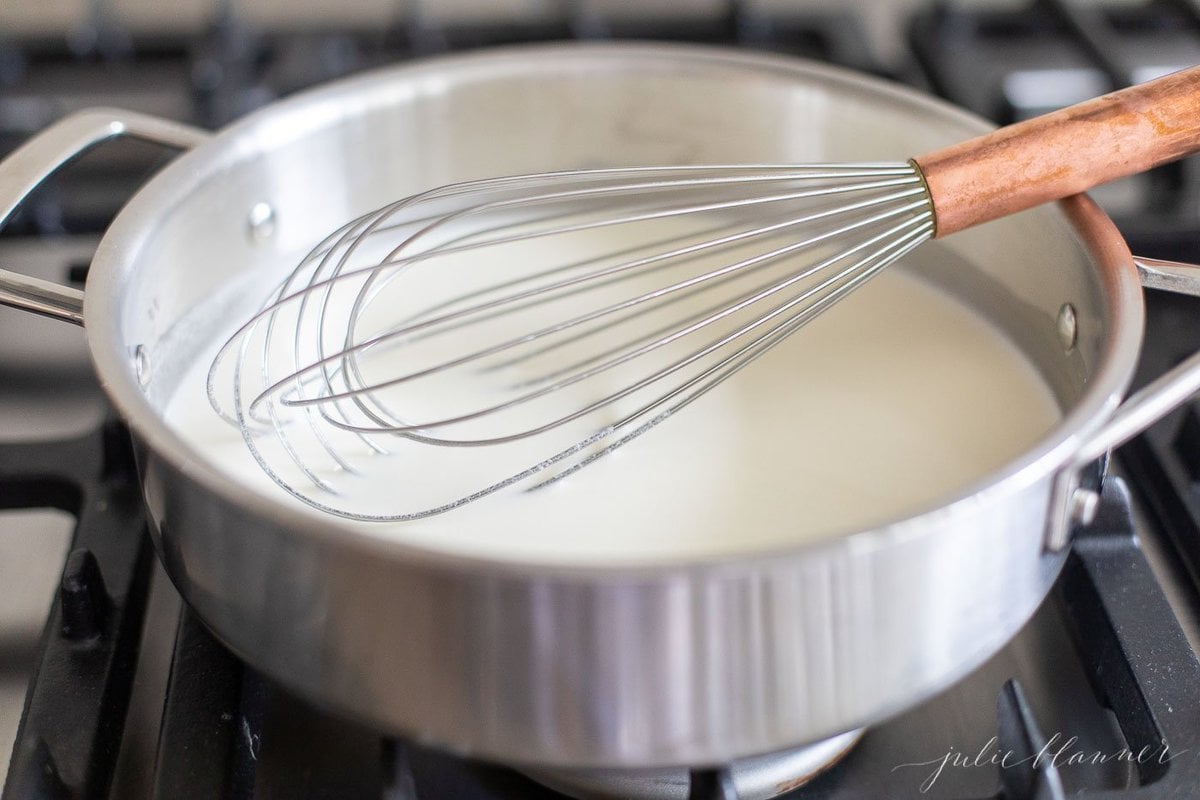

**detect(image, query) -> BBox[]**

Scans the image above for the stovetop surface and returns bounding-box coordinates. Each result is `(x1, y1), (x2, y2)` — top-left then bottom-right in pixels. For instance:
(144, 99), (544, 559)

(4, 2), (1200, 799)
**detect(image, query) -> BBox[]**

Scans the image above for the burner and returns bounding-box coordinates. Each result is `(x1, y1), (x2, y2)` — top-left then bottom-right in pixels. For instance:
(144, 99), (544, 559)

(524, 730), (863, 800)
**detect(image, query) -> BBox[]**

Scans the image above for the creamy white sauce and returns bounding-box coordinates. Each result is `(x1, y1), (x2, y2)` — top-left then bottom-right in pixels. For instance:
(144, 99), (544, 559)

(164, 226), (1060, 565)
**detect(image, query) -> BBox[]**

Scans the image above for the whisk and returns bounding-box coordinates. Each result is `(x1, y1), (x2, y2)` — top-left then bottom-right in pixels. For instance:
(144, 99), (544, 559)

(208, 65), (1200, 521)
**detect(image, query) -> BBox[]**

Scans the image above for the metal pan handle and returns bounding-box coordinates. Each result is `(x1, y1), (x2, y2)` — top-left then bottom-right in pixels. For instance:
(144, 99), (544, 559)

(1046, 256), (1200, 550)
(0, 108), (210, 325)
(1078, 257), (1200, 463)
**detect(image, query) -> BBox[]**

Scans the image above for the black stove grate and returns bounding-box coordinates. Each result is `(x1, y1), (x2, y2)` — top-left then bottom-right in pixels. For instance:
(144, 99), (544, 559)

(5, 2), (1200, 798)
(0, 422), (151, 800)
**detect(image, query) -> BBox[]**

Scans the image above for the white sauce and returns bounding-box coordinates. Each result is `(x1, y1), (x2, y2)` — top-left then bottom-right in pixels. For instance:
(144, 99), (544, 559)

(164, 231), (1060, 565)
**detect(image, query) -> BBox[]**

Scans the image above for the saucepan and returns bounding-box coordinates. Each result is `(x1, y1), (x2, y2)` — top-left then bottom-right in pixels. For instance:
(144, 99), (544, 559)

(2, 44), (1199, 769)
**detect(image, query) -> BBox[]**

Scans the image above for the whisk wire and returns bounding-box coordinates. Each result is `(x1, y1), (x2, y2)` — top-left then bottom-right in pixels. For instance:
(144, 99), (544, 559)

(209, 162), (936, 518)
(298, 198), (933, 444)
(254, 183), (928, 415)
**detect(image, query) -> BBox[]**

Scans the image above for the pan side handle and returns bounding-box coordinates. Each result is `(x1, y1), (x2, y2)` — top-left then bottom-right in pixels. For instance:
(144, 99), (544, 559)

(1046, 256), (1200, 551)
(1080, 257), (1200, 462)
(0, 108), (210, 325)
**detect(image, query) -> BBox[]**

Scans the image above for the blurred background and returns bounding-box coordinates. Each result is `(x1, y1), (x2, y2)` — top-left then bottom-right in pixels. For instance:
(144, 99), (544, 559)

(2, 1), (1200, 795)
(0, 0), (1026, 65)
(1, 0), (1198, 253)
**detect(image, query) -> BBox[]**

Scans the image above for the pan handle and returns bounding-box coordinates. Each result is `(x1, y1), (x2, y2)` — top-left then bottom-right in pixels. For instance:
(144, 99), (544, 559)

(1078, 257), (1200, 463)
(1046, 255), (1200, 550)
(0, 108), (210, 325)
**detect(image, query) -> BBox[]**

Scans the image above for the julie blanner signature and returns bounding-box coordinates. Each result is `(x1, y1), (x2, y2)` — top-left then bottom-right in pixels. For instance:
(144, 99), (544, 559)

(892, 733), (1185, 793)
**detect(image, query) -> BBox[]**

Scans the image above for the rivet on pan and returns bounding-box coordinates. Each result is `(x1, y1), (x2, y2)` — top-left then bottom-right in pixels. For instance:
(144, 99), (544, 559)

(1057, 303), (1077, 352)
(1069, 487), (1101, 528)
(134, 345), (150, 388)
(247, 202), (276, 242)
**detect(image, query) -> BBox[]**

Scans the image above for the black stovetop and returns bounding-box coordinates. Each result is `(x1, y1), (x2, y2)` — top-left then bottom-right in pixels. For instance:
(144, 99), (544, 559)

(4, 2), (1200, 799)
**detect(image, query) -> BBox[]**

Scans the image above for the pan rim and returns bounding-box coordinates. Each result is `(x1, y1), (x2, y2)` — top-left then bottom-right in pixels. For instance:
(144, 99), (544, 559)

(83, 41), (1142, 577)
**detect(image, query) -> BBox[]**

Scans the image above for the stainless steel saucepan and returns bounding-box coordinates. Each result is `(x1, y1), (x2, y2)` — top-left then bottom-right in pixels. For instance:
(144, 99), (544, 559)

(2, 44), (1200, 769)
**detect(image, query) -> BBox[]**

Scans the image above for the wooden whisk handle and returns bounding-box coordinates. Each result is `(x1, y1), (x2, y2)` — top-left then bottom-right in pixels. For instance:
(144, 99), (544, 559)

(913, 65), (1200, 238)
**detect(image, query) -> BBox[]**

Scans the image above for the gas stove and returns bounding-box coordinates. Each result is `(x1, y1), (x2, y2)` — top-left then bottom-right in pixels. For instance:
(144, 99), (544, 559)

(4, 2), (1200, 799)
